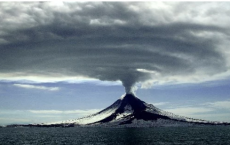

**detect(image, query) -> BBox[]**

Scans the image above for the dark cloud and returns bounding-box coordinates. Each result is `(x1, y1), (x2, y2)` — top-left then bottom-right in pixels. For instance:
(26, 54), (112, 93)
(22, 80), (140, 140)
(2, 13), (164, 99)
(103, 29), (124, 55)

(0, 2), (230, 93)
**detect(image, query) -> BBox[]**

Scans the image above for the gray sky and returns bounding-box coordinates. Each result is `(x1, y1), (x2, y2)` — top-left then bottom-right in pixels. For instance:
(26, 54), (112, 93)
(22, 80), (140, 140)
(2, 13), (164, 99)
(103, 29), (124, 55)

(1, 2), (230, 92)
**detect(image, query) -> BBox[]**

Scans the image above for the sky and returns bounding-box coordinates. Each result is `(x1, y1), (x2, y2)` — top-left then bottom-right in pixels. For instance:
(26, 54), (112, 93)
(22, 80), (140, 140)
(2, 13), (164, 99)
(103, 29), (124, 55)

(0, 1), (230, 125)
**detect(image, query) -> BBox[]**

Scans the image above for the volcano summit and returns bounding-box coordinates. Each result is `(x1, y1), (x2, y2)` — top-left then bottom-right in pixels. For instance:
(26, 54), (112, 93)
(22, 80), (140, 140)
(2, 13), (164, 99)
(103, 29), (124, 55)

(40, 93), (229, 127)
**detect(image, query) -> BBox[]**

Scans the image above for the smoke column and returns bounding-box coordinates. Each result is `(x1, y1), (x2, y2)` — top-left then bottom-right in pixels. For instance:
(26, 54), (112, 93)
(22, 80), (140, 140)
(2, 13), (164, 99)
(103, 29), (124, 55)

(121, 77), (136, 94)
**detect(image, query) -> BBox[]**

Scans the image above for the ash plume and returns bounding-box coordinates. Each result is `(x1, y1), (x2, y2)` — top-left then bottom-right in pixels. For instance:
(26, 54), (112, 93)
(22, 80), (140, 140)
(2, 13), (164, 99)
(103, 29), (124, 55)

(121, 76), (138, 94)
(0, 2), (230, 91)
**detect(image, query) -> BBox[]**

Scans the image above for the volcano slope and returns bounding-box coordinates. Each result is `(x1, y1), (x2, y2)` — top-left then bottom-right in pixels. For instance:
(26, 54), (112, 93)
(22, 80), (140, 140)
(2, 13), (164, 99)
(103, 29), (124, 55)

(43, 93), (230, 127)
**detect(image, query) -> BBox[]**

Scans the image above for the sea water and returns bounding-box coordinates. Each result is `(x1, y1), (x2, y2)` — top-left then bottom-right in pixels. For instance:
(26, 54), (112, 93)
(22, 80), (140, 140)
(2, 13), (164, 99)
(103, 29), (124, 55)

(0, 126), (230, 145)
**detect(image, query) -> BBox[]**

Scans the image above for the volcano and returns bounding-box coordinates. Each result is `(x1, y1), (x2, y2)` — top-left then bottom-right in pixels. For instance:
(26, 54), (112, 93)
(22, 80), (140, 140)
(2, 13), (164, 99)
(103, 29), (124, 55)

(42, 93), (229, 127)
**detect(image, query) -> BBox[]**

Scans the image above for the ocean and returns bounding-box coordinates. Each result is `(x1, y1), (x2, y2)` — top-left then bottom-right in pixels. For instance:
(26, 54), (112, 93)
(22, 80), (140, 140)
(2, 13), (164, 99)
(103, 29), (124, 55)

(0, 126), (230, 145)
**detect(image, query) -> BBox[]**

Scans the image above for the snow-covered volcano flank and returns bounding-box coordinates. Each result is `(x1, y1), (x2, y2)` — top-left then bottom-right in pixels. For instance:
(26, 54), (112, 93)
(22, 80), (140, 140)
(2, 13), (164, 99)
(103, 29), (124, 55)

(44, 94), (229, 127)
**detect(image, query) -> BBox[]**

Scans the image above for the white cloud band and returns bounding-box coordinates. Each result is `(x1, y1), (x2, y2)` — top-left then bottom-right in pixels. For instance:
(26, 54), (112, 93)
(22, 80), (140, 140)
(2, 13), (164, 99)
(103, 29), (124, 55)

(13, 84), (59, 91)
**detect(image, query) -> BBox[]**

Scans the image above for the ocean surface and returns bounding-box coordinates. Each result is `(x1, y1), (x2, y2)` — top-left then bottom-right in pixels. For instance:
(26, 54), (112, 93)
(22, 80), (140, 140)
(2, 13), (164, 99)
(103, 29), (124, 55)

(0, 126), (230, 145)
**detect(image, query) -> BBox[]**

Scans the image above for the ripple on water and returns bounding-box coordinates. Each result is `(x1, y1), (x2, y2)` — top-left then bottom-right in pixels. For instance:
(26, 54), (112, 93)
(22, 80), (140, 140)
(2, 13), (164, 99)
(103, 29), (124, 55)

(0, 126), (230, 145)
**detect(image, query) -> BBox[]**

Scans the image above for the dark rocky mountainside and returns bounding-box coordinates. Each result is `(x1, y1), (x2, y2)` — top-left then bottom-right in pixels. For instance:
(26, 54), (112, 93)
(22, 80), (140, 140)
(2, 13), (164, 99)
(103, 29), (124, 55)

(7, 94), (230, 127)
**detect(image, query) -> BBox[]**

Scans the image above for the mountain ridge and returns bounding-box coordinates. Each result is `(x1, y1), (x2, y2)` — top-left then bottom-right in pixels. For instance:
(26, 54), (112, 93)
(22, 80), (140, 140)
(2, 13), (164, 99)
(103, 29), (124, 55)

(7, 93), (230, 127)
(42, 93), (230, 127)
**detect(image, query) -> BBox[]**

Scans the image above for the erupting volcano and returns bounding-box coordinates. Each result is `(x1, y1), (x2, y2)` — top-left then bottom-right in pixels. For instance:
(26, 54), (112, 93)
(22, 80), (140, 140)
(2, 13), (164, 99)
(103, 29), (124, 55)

(42, 93), (229, 127)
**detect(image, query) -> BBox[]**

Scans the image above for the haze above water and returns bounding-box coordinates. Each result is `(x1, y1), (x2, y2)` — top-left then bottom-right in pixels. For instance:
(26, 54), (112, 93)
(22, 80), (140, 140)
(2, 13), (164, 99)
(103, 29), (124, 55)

(0, 126), (230, 145)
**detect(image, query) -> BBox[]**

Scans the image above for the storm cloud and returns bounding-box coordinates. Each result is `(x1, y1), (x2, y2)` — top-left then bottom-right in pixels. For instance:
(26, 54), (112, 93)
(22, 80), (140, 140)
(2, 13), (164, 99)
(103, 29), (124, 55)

(1, 2), (230, 93)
